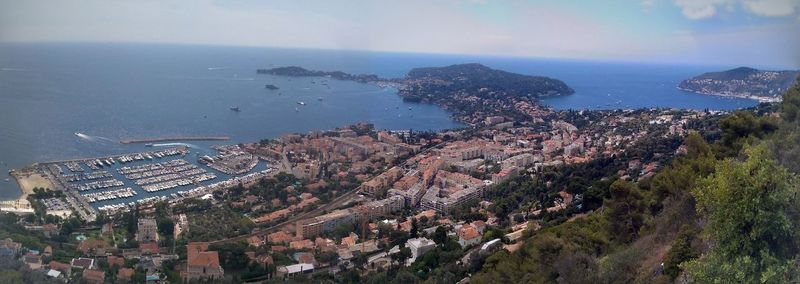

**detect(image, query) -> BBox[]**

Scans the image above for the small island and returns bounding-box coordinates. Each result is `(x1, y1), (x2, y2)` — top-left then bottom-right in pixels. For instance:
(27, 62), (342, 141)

(679, 67), (799, 102)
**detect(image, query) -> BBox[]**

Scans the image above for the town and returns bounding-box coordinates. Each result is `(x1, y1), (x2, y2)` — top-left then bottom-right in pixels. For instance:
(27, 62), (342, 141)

(0, 103), (727, 283)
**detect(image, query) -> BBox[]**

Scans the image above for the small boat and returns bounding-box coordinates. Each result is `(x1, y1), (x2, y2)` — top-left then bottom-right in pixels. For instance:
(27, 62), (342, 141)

(297, 101), (306, 106)
(318, 97), (323, 101)
(408, 107), (412, 110)
(295, 107), (299, 112)
(230, 106), (241, 112)
(145, 143), (154, 147)
(4, 178), (9, 182)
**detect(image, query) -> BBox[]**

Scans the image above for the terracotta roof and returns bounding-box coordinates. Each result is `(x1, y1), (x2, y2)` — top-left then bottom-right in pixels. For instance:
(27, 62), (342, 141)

(289, 239), (314, 250)
(49, 260), (71, 272)
(118, 267), (134, 280)
(77, 239), (108, 253)
(268, 231), (294, 244)
(139, 242), (160, 254)
(186, 242), (221, 269)
(458, 226), (481, 241)
(257, 255), (274, 265)
(188, 251), (220, 268)
(83, 269), (105, 283)
(247, 236), (263, 247)
(107, 255), (125, 267)
(340, 236), (357, 247)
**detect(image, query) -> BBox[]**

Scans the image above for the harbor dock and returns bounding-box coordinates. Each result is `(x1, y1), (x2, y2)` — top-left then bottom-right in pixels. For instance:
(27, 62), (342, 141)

(119, 136), (231, 144)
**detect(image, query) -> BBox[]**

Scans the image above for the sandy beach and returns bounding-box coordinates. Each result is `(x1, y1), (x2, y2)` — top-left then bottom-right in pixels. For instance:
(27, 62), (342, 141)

(0, 171), (54, 213)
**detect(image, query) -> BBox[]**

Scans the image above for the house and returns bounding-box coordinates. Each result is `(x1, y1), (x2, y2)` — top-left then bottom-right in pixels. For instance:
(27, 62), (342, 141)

(49, 260), (72, 273)
(46, 269), (61, 278)
(82, 269), (105, 284)
(71, 257), (95, 269)
(277, 263), (315, 278)
(247, 235), (264, 247)
(293, 252), (317, 265)
(118, 267), (134, 281)
(42, 223), (59, 238)
(457, 226), (482, 248)
(101, 223), (114, 236)
(107, 255), (125, 268)
(471, 220), (486, 234)
(405, 238), (436, 266)
(139, 242), (160, 255)
(256, 254), (274, 265)
(340, 233), (359, 247)
(267, 231), (294, 244)
(289, 239), (314, 250)
(22, 253), (42, 270)
(183, 242), (224, 281)
(136, 218), (159, 243)
(77, 239), (108, 256)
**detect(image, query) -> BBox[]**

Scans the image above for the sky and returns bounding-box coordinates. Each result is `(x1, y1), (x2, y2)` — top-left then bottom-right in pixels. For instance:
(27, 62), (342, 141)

(1, 0), (799, 68)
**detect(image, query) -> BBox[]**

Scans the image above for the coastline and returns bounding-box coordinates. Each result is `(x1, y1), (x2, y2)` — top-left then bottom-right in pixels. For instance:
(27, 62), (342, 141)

(0, 169), (53, 214)
(676, 87), (782, 103)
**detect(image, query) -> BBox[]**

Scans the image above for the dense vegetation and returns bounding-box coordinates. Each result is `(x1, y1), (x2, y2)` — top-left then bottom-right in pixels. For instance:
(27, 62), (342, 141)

(257, 66), (385, 83)
(679, 66), (798, 100)
(404, 63), (574, 99)
(471, 78), (800, 283)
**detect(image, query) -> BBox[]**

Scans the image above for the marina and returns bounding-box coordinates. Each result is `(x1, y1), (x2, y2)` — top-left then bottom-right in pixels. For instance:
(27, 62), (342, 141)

(82, 187), (137, 203)
(10, 145), (276, 219)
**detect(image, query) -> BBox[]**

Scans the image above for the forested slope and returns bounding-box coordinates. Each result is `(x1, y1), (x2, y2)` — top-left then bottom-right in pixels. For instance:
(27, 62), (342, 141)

(473, 78), (800, 283)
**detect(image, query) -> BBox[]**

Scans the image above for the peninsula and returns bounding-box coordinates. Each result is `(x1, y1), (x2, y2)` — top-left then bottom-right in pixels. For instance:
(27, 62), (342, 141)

(257, 63), (573, 124)
(679, 67), (799, 102)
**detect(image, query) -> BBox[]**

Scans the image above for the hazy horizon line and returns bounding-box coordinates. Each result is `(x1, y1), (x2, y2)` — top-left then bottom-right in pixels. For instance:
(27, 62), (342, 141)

(1, 39), (796, 71)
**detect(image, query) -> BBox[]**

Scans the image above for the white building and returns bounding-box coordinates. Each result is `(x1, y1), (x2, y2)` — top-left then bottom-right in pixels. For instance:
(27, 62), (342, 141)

(405, 238), (436, 266)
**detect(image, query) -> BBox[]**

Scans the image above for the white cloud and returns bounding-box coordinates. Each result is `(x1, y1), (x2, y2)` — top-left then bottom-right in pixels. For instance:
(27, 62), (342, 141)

(0, 0), (797, 67)
(743, 0), (799, 17)
(673, 0), (732, 19)
(671, 0), (799, 19)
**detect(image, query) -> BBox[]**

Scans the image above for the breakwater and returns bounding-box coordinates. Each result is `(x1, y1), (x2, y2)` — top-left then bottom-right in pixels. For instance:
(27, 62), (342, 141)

(119, 136), (231, 144)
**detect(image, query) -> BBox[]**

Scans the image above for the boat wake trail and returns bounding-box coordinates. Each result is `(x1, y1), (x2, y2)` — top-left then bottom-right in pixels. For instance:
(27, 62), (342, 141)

(152, 142), (199, 148)
(207, 67), (227, 71)
(74, 132), (116, 143)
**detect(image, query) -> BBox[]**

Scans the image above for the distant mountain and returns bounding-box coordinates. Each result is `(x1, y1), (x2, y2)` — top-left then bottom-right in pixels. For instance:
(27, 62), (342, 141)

(679, 67), (799, 102)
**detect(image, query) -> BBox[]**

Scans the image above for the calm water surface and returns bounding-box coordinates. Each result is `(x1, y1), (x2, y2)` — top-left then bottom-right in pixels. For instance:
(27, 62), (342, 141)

(0, 43), (758, 199)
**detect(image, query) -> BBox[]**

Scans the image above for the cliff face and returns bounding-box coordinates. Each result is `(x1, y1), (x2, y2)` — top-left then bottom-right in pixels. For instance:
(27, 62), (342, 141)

(679, 67), (799, 102)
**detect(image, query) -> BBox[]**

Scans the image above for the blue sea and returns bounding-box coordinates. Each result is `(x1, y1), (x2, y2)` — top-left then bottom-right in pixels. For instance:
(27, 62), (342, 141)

(0, 43), (758, 199)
